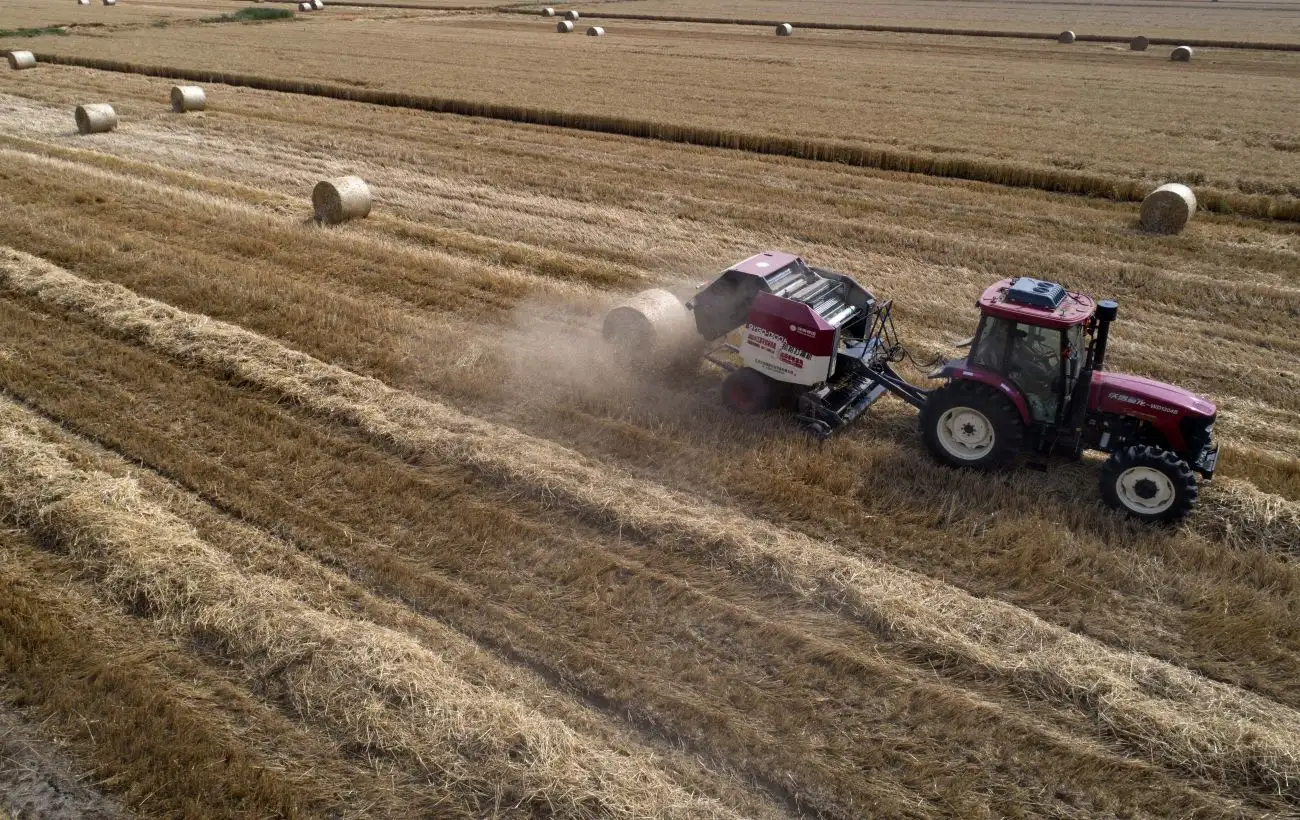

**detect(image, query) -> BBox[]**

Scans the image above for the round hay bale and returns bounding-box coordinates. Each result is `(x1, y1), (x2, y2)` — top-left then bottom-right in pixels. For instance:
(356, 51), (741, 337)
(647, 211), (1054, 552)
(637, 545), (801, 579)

(311, 0), (324, 9)
(1130, 35), (1149, 51)
(74, 103), (117, 135)
(312, 176), (371, 224)
(542, 6), (555, 15)
(602, 289), (701, 370)
(102, 0), (117, 6)
(1140, 183), (1196, 234)
(170, 85), (206, 113)
(77, 0), (90, 4)
(563, 9), (579, 20)
(6, 51), (36, 70)
(1058, 30), (1076, 43)
(556, 19), (573, 32)
(586, 25), (604, 36)
(776, 23), (793, 36)
(297, 2), (312, 10)
(1170, 45), (1193, 61)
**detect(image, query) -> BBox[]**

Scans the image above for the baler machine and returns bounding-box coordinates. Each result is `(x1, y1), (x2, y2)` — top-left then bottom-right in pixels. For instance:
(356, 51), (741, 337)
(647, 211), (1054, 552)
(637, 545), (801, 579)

(603, 251), (923, 437)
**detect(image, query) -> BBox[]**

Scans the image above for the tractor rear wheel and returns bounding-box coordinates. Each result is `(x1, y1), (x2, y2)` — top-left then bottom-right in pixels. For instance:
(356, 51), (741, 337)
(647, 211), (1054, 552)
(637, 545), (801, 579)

(920, 381), (1024, 470)
(1100, 445), (1197, 523)
(722, 367), (778, 414)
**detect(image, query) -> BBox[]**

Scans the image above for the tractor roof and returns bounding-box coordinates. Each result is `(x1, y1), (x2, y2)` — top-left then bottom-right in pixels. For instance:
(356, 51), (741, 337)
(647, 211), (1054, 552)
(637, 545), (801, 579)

(978, 277), (1095, 329)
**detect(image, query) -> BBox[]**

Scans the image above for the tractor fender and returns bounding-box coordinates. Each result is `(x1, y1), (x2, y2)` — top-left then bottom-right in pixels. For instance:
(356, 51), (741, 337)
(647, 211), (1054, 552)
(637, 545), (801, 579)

(935, 361), (1032, 425)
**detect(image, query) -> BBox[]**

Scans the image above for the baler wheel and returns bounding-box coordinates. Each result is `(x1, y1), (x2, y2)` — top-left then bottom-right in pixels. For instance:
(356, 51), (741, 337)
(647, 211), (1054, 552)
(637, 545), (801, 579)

(722, 367), (777, 414)
(920, 381), (1024, 470)
(1100, 445), (1197, 523)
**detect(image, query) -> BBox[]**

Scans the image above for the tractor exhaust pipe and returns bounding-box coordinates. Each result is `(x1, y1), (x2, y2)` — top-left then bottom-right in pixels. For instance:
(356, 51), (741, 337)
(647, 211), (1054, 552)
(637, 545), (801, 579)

(1092, 299), (1119, 370)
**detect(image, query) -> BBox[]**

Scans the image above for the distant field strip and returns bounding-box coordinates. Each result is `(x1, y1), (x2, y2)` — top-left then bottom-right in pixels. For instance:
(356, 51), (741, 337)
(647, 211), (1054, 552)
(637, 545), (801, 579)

(3, 247), (1297, 802)
(498, 8), (1300, 50)
(221, 0), (1300, 49)
(27, 52), (1300, 222)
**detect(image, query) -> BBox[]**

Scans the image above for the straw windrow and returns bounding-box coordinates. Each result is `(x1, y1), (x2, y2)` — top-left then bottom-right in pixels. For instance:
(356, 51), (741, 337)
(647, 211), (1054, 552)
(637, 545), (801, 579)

(0, 246), (1296, 799)
(0, 395), (735, 820)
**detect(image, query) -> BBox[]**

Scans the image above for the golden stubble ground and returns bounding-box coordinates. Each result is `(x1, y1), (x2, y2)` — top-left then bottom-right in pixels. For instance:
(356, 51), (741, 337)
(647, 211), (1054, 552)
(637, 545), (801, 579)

(5, 9), (1299, 199)
(0, 12), (1298, 819)
(576, 0), (1300, 41)
(0, 0), (247, 30)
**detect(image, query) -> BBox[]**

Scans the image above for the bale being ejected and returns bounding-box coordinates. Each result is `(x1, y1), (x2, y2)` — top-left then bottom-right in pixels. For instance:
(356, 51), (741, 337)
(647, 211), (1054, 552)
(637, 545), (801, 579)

(603, 251), (1219, 523)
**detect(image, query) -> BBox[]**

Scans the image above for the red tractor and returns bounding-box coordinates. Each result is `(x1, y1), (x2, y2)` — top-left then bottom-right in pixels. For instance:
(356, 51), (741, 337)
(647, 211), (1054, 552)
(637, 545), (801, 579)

(604, 251), (1219, 522)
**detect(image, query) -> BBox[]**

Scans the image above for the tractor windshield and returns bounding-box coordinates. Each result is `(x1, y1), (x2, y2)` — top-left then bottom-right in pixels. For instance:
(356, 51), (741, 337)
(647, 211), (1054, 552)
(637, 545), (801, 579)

(969, 316), (1069, 423)
(969, 316), (1014, 373)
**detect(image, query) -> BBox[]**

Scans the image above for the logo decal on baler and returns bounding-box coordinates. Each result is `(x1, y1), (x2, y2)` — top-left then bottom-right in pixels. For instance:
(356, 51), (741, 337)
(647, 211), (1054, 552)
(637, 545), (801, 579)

(747, 326), (782, 353)
(779, 348), (809, 369)
(788, 324), (817, 338)
(746, 326), (808, 369)
(741, 324), (829, 383)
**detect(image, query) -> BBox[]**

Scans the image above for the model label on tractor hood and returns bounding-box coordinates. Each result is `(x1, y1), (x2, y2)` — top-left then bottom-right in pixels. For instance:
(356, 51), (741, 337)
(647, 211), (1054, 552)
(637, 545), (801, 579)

(1106, 391), (1179, 415)
(1092, 372), (1216, 418)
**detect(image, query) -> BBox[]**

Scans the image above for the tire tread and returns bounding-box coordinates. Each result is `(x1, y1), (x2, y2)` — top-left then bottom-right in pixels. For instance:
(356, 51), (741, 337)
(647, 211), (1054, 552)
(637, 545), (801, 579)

(1100, 444), (1198, 523)
(920, 380), (1025, 470)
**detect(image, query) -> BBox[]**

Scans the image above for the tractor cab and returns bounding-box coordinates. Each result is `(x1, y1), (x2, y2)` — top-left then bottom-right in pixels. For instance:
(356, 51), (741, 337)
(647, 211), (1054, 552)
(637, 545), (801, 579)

(964, 278), (1095, 426)
(926, 276), (1218, 522)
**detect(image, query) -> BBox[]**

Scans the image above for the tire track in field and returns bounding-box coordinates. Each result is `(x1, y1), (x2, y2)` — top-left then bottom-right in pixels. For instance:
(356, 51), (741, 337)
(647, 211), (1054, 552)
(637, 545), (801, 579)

(2, 246), (1296, 805)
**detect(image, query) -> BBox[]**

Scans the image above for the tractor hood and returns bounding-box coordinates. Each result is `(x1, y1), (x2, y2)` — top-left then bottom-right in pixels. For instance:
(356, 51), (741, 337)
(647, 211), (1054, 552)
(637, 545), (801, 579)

(1090, 371), (1216, 419)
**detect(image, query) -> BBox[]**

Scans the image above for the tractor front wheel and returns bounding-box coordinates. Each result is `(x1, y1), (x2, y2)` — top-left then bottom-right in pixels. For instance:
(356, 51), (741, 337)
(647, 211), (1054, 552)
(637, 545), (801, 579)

(722, 367), (778, 414)
(1100, 445), (1197, 523)
(920, 381), (1025, 470)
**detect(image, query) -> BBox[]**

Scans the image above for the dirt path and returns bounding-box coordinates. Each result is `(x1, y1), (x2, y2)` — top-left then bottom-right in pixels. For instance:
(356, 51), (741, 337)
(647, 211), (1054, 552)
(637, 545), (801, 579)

(0, 702), (125, 820)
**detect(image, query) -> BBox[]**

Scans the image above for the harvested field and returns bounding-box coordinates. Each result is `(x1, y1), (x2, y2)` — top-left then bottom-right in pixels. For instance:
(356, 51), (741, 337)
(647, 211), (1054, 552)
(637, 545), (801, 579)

(0, 0), (247, 30)
(323, 0), (1300, 41)
(0, 6), (1298, 818)
(570, 0), (1300, 41)
(8, 13), (1300, 205)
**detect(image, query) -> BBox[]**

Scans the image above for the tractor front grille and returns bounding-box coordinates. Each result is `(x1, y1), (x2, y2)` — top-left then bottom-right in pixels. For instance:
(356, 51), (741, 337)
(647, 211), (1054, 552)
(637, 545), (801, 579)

(1180, 413), (1216, 456)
